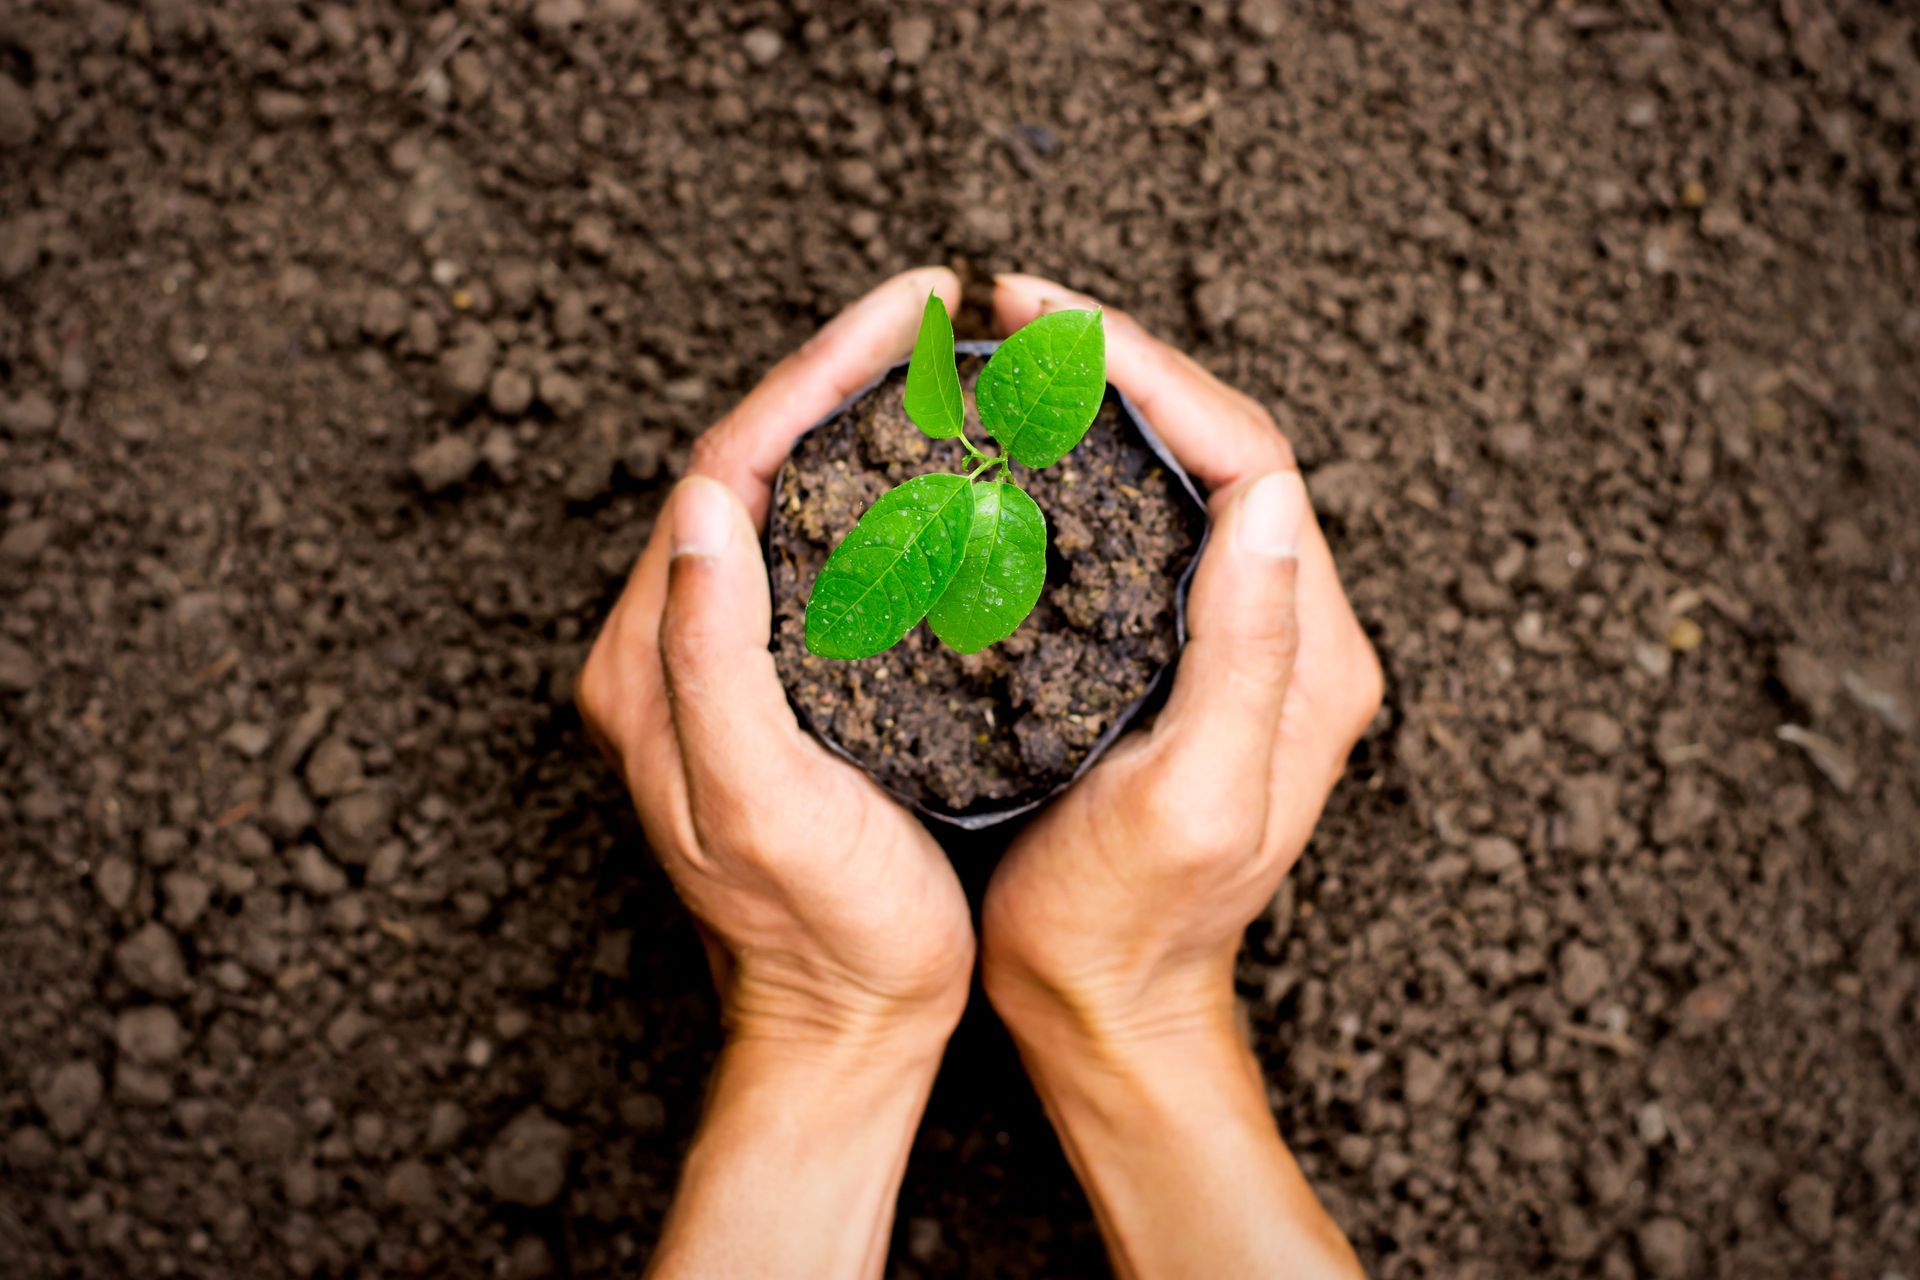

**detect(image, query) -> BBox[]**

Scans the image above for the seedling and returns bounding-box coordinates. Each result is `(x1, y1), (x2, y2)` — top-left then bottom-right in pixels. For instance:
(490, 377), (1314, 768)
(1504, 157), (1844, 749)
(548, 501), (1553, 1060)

(804, 294), (1106, 660)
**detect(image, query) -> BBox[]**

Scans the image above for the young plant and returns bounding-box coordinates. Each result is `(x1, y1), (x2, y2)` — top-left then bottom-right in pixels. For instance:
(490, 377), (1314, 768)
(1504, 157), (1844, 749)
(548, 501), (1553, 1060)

(804, 294), (1106, 661)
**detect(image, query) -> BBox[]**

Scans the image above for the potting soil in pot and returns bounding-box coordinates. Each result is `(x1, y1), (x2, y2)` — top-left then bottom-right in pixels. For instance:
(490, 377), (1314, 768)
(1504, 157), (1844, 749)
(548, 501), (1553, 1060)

(767, 355), (1207, 815)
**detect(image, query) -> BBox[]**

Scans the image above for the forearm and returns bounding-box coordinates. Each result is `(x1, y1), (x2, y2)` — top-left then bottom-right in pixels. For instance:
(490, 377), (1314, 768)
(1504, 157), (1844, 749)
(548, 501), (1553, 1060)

(648, 1032), (944, 1280)
(1007, 1002), (1363, 1280)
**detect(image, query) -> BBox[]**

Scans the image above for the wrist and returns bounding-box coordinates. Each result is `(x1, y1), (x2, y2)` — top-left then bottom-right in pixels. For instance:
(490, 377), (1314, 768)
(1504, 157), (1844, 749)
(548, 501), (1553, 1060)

(654, 1012), (948, 1280)
(1002, 988), (1260, 1131)
(988, 967), (1366, 1280)
(981, 944), (1239, 1069)
(723, 950), (969, 1071)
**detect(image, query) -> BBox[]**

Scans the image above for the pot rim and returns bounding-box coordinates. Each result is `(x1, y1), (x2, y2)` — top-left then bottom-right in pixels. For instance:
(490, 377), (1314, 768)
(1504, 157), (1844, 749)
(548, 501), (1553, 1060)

(764, 338), (1211, 831)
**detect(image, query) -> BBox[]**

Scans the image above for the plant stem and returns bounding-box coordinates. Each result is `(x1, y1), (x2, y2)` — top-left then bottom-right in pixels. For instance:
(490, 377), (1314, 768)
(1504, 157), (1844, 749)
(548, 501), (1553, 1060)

(956, 429), (1009, 481)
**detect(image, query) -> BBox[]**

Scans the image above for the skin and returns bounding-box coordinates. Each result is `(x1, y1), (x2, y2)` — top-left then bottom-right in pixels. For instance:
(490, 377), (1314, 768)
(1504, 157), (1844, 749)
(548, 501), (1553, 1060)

(575, 268), (1381, 1279)
(982, 274), (1382, 1280)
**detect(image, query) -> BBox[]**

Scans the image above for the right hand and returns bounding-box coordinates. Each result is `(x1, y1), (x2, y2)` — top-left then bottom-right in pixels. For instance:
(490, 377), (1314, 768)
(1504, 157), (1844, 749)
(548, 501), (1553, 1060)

(981, 273), (1384, 1061)
(979, 273), (1379, 1280)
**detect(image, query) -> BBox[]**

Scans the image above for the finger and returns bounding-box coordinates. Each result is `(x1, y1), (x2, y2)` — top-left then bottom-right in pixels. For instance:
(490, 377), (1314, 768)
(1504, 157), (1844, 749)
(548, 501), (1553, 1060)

(578, 532), (686, 816)
(1150, 470), (1305, 809)
(991, 272), (1290, 490)
(1265, 602), (1384, 857)
(656, 475), (813, 823)
(695, 265), (963, 523)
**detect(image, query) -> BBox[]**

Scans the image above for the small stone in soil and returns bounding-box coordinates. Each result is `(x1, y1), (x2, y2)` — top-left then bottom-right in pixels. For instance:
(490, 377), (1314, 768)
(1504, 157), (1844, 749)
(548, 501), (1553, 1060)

(1557, 941), (1609, 1006)
(1635, 1217), (1690, 1278)
(234, 1103), (302, 1166)
(439, 332), (498, 399)
(304, 735), (363, 798)
(425, 1101), (467, 1151)
(1468, 836), (1522, 875)
(890, 15), (935, 64)
(489, 367), (534, 418)
(0, 519), (55, 563)
(94, 856), (138, 910)
(741, 27), (784, 65)
(326, 1006), (375, 1054)
(1403, 1049), (1448, 1106)
(618, 1092), (666, 1134)
(115, 1005), (185, 1065)
(384, 1159), (437, 1211)
(3, 391), (58, 436)
(570, 213), (614, 259)
(1782, 1172), (1835, 1242)
(115, 923), (189, 997)
(319, 788), (394, 860)
(0, 75), (36, 150)
(251, 89), (307, 128)
(361, 288), (406, 340)
(6, 1126), (54, 1172)
(265, 776), (316, 838)
(115, 1062), (174, 1107)
(0, 639), (40, 691)
(35, 1061), (104, 1140)
(411, 435), (479, 493)
(294, 846), (348, 896)
(162, 870), (213, 928)
(483, 1109), (572, 1207)
(222, 722), (273, 758)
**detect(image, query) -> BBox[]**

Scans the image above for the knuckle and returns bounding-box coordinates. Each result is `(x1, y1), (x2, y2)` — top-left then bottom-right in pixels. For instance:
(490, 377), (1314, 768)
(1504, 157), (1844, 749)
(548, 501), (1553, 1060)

(573, 646), (610, 725)
(1348, 636), (1387, 728)
(1110, 755), (1184, 837)
(1205, 627), (1298, 701)
(686, 429), (727, 475)
(658, 607), (719, 680)
(693, 799), (772, 861)
(1250, 407), (1297, 469)
(1120, 751), (1260, 870)
(1169, 801), (1262, 871)
(1248, 616), (1302, 673)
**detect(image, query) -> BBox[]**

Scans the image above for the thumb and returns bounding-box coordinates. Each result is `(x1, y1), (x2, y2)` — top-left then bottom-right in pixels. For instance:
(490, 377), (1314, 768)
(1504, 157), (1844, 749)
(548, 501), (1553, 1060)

(1151, 469), (1305, 799)
(658, 475), (806, 812)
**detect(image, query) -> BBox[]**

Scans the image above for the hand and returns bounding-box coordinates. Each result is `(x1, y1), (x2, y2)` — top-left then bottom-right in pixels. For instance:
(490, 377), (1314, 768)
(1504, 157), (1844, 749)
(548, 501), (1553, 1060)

(979, 274), (1381, 1280)
(576, 268), (973, 1279)
(577, 265), (974, 1052)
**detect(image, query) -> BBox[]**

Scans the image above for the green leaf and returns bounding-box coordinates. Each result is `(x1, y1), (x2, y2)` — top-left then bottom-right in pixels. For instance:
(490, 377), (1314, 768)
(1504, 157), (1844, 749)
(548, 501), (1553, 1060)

(975, 309), (1106, 469)
(927, 481), (1048, 655)
(902, 292), (964, 440)
(804, 473), (975, 660)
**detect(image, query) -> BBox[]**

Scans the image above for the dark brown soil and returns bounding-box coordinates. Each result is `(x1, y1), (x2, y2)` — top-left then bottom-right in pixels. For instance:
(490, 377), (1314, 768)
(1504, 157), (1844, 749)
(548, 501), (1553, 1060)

(3, 3), (1918, 1278)
(768, 354), (1205, 817)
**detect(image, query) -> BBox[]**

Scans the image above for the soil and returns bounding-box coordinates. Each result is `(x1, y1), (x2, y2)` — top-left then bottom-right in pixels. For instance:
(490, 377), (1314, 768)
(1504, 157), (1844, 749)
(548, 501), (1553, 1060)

(767, 353), (1205, 817)
(2, 3), (1918, 1278)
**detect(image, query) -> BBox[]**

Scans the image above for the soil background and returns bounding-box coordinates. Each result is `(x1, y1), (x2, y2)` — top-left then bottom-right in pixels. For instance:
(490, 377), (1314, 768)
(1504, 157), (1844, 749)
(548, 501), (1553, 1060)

(2, 2), (1918, 1278)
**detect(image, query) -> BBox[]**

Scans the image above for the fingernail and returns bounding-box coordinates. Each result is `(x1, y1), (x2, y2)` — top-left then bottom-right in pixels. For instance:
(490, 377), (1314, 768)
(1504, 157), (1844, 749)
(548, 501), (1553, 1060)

(671, 476), (735, 559)
(1236, 471), (1304, 559)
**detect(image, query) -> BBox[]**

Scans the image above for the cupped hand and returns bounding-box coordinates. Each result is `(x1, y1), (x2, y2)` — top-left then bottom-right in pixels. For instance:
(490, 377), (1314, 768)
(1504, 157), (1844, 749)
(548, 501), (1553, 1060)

(576, 268), (975, 1056)
(981, 273), (1384, 1054)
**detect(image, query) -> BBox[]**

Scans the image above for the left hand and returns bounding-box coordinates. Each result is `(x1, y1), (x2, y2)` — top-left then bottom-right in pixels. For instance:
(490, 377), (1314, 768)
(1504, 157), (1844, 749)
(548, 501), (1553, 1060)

(575, 267), (975, 1057)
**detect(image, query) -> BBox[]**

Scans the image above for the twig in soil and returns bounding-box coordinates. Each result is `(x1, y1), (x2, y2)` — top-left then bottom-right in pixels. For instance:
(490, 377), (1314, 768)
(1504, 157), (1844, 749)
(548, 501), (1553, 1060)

(407, 25), (471, 96)
(1775, 724), (1860, 794)
(191, 649), (240, 684)
(213, 799), (260, 829)
(1558, 1023), (1643, 1057)
(1152, 88), (1219, 128)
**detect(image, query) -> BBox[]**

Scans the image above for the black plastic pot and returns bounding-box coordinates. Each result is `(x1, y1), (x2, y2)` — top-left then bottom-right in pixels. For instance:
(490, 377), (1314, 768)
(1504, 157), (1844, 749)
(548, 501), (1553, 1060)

(765, 339), (1211, 834)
